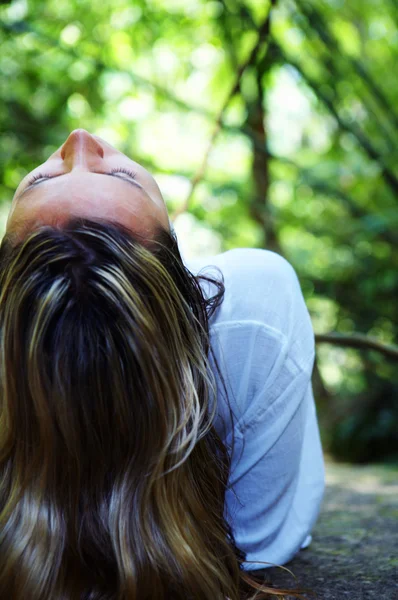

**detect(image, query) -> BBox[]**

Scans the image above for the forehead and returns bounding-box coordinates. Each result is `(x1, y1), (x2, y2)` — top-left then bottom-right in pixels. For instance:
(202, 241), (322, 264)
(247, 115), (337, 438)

(7, 172), (165, 242)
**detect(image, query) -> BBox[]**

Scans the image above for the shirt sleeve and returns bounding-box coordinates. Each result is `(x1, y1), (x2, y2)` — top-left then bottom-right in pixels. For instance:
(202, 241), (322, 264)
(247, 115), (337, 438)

(218, 255), (325, 570)
(224, 355), (321, 570)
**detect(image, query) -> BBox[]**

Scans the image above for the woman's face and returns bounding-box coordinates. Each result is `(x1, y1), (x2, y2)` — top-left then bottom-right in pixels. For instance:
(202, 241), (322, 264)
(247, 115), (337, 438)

(7, 129), (171, 242)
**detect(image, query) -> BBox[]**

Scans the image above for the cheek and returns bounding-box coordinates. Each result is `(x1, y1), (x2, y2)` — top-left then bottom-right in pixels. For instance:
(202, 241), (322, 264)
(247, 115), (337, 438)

(143, 176), (165, 206)
(5, 203), (29, 237)
(15, 161), (51, 196)
(13, 175), (32, 199)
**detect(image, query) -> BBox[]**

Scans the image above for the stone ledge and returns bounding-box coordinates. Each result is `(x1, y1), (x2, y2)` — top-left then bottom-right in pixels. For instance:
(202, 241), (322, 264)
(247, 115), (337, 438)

(249, 457), (398, 600)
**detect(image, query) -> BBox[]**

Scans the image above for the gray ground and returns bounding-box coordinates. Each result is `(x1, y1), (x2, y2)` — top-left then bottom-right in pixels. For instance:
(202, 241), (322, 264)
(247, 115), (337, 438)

(249, 456), (398, 599)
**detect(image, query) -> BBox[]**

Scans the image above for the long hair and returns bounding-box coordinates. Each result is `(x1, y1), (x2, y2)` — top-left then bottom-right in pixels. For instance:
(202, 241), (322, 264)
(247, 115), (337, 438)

(0, 217), (307, 599)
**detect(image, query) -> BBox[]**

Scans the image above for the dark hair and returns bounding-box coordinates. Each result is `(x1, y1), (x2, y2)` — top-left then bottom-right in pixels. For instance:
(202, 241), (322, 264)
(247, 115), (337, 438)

(0, 217), (306, 599)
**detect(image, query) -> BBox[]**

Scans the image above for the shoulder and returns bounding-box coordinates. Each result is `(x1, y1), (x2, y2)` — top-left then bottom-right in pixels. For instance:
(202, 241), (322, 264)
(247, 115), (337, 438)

(219, 247), (300, 300)
(185, 248), (303, 329)
(185, 247), (297, 282)
(184, 248), (314, 371)
(220, 247), (297, 276)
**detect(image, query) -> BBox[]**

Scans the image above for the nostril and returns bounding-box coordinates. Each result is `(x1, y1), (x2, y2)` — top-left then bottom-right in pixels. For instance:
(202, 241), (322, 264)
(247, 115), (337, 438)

(60, 131), (104, 160)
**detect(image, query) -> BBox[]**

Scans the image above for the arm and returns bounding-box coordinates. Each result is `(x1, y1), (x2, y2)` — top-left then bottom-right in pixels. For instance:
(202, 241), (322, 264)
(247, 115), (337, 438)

(220, 254), (325, 570)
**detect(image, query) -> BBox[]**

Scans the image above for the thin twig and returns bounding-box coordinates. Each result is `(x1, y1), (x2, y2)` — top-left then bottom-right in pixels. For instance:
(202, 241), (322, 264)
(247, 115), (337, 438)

(272, 40), (398, 198)
(171, 0), (278, 220)
(294, 0), (398, 141)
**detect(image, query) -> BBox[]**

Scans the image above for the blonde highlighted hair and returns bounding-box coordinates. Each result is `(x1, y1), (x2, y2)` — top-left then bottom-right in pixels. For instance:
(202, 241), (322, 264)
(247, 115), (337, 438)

(0, 217), (308, 599)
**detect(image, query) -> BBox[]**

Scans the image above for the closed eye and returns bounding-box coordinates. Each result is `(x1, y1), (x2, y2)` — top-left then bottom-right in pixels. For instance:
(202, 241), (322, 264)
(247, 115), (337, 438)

(27, 168), (137, 186)
(19, 168), (142, 202)
(27, 172), (55, 185)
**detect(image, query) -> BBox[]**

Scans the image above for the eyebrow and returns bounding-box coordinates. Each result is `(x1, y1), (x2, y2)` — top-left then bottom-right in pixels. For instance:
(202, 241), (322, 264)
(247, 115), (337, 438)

(18, 172), (144, 201)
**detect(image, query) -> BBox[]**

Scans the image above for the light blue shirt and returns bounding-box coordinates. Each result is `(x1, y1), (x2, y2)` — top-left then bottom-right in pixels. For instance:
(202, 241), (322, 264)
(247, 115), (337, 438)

(182, 247), (325, 571)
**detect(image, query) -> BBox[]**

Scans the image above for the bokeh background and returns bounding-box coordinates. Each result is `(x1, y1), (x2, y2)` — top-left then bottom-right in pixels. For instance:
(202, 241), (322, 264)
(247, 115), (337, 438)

(1, 0), (397, 464)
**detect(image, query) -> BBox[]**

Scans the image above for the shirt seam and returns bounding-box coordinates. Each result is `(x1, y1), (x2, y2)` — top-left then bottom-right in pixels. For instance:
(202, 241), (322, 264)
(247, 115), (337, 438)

(210, 319), (286, 340)
(209, 319), (315, 373)
(238, 365), (314, 435)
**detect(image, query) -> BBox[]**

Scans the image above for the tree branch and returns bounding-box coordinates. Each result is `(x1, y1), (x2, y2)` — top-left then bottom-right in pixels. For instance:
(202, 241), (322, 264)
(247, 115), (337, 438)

(315, 332), (398, 360)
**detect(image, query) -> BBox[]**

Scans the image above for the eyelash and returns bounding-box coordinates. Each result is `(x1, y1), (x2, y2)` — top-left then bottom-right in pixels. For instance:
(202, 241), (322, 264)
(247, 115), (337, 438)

(110, 167), (137, 180)
(27, 168), (137, 185)
(28, 173), (49, 185)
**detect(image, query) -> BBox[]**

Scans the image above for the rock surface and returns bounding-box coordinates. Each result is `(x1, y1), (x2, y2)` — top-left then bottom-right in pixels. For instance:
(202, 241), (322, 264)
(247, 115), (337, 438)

(249, 456), (398, 599)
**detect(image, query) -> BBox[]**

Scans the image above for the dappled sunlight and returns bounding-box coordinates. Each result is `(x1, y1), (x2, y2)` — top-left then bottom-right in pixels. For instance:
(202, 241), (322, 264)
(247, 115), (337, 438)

(1, 0), (397, 466)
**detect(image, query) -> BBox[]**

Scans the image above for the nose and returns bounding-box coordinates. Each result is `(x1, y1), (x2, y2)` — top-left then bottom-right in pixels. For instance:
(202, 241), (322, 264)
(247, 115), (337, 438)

(60, 129), (104, 168)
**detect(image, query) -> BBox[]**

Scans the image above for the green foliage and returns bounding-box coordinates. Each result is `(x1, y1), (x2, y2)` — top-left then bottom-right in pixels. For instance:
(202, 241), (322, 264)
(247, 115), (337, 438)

(0, 0), (397, 462)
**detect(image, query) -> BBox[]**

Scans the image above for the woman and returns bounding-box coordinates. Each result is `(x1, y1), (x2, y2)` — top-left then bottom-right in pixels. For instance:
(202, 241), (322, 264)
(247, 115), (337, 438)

(0, 129), (325, 599)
